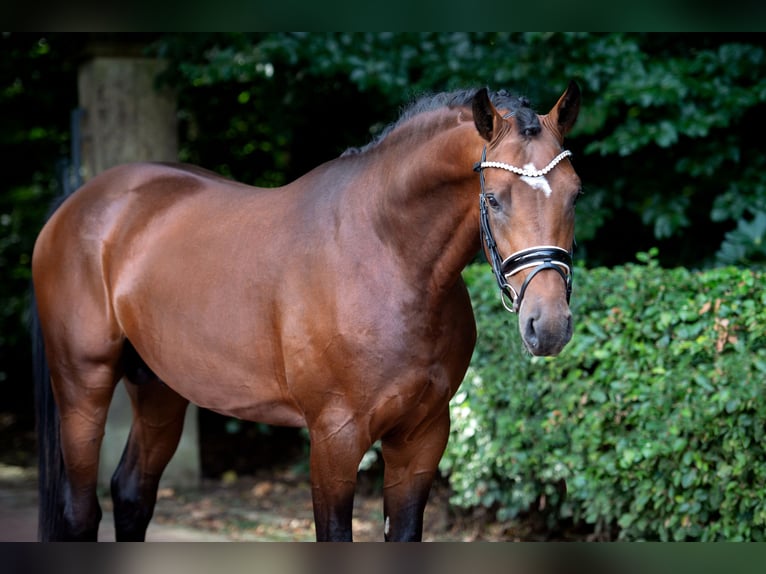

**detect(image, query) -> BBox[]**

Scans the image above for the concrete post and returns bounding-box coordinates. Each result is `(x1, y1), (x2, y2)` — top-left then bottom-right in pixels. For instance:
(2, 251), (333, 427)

(77, 55), (200, 491)
(78, 57), (178, 178)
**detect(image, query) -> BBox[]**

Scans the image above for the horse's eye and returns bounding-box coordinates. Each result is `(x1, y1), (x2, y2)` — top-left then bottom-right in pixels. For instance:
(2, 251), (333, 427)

(486, 194), (500, 209)
(573, 187), (583, 208)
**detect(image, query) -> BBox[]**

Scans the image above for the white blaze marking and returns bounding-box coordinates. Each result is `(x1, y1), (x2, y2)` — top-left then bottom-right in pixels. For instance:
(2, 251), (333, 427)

(384, 516), (390, 536)
(520, 163), (553, 198)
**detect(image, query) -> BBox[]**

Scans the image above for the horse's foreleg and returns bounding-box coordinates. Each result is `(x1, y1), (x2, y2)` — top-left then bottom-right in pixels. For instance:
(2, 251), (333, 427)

(380, 409), (450, 542)
(111, 379), (189, 541)
(308, 411), (370, 541)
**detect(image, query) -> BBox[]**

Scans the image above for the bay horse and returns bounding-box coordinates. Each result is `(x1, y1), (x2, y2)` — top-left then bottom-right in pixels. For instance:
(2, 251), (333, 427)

(32, 82), (581, 541)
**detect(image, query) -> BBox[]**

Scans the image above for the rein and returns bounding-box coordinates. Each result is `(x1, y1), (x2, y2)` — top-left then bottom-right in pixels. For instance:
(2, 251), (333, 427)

(473, 146), (574, 313)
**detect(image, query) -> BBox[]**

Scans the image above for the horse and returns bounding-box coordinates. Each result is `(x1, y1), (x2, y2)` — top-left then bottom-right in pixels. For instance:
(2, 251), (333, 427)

(31, 81), (581, 541)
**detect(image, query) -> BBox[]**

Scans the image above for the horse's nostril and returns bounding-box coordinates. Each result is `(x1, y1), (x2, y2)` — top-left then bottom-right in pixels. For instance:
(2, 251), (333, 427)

(525, 316), (540, 350)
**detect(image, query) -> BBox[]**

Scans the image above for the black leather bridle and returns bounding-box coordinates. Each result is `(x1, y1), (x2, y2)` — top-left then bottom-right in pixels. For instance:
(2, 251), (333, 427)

(474, 146), (574, 313)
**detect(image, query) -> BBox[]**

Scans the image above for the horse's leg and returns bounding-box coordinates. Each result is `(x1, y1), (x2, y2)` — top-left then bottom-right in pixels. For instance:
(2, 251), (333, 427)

(111, 372), (189, 541)
(48, 359), (120, 541)
(380, 408), (451, 542)
(308, 412), (370, 541)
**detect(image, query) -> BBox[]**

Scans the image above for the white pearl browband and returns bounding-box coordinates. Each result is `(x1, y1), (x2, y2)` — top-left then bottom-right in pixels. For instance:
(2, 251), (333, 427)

(476, 149), (572, 178)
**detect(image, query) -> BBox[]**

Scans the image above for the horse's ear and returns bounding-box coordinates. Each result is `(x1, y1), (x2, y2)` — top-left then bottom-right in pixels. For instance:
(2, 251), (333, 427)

(549, 80), (581, 139)
(472, 87), (498, 142)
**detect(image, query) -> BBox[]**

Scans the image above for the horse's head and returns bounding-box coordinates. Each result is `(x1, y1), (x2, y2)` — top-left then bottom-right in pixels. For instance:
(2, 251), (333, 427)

(472, 82), (581, 356)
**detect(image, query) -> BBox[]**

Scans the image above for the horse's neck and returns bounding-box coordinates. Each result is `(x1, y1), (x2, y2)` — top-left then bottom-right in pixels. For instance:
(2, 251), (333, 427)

(367, 119), (482, 297)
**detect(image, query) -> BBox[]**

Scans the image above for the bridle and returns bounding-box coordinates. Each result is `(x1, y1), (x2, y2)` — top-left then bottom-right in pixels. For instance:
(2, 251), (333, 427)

(473, 143), (574, 314)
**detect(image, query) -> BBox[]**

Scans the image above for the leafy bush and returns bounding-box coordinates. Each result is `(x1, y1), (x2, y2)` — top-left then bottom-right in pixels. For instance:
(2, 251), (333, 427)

(441, 253), (766, 540)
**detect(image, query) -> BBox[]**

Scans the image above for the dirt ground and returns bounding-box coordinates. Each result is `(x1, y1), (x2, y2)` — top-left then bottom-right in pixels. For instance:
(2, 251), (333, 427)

(0, 409), (542, 542)
(146, 466), (510, 542)
(0, 461), (531, 542)
(0, 411), (586, 542)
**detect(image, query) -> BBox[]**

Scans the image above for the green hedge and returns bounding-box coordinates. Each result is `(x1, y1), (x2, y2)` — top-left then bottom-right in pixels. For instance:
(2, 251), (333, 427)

(440, 252), (766, 540)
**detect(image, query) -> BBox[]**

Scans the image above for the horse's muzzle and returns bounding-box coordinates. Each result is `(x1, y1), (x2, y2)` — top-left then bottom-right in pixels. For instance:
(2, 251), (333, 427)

(519, 301), (573, 356)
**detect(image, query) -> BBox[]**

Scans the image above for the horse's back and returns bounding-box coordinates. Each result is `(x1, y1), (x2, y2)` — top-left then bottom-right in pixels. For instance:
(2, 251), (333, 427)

(33, 162), (217, 316)
(38, 163), (228, 247)
(35, 161), (280, 283)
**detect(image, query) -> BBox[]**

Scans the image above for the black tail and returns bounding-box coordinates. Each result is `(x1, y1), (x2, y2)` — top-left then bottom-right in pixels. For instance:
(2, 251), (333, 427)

(32, 172), (75, 541)
(31, 295), (65, 541)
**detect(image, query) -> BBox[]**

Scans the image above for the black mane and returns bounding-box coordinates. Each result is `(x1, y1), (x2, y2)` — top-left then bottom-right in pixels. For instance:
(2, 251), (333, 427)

(342, 88), (540, 156)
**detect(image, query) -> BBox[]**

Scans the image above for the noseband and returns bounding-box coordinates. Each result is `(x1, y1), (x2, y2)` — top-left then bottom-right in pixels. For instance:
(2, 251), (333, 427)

(474, 146), (574, 313)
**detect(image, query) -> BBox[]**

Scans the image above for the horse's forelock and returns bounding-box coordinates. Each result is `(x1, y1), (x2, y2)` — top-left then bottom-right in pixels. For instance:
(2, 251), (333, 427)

(491, 91), (541, 138)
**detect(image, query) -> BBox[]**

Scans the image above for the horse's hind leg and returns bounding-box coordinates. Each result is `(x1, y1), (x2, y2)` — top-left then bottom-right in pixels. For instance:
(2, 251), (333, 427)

(47, 354), (121, 540)
(110, 354), (189, 541)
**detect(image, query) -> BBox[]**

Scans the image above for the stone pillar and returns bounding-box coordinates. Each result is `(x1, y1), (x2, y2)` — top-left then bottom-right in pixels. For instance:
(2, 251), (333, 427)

(78, 57), (178, 178)
(77, 55), (200, 490)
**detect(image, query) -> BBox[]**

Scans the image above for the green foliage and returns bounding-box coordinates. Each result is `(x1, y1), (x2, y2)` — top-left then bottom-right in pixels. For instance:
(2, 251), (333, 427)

(0, 182), (54, 349)
(0, 34), (80, 388)
(567, 35), (766, 266)
(442, 256), (766, 540)
(716, 210), (766, 266)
